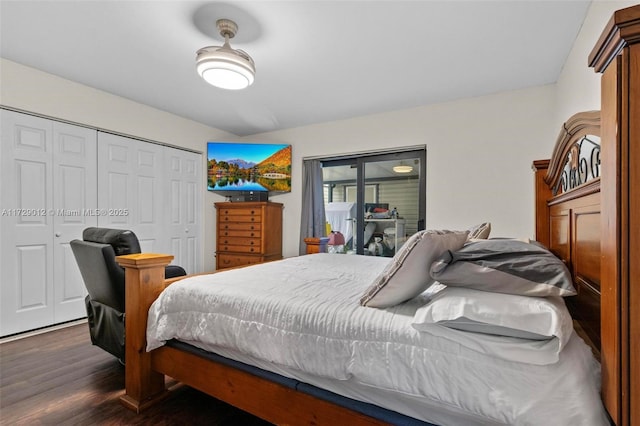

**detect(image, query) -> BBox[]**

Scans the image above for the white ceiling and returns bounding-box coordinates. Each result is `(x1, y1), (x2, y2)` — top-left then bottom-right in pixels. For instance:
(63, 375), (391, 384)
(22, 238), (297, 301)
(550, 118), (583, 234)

(0, 1), (591, 137)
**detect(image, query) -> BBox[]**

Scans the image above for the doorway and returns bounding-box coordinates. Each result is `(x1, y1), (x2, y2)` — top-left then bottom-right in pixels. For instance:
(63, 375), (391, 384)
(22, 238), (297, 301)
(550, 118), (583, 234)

(322, 147), (426, 256)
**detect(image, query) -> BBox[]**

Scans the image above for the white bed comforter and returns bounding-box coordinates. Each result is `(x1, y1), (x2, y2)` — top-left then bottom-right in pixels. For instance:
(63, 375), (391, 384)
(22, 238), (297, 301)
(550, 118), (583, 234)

(147, 254), (608, 425)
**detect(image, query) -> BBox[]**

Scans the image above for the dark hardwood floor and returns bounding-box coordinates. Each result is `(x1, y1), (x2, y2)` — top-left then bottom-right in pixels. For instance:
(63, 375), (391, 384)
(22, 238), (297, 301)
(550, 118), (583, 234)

(0, 323), (273, 425)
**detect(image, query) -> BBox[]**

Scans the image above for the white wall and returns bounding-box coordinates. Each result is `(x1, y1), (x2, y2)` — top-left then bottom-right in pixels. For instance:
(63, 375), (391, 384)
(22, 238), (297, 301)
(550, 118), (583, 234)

(1, 58), (235, 272)
(242, 85), (557, 256)
(555, 0), (637, 126)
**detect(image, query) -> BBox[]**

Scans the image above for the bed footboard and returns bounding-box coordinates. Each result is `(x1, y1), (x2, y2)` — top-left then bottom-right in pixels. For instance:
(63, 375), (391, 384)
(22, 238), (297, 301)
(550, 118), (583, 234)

(116, 253), (174, 412)
(115, 253), (397, 424)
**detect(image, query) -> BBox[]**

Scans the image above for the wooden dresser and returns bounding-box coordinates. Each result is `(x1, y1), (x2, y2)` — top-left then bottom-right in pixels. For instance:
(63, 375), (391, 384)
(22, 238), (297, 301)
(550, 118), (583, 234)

(215, 201), (283, 270)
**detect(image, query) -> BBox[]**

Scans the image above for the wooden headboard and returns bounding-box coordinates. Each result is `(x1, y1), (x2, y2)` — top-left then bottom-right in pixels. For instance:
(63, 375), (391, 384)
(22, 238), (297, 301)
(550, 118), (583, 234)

(532, 110), (602, 357)
(533, 8), (640, 420)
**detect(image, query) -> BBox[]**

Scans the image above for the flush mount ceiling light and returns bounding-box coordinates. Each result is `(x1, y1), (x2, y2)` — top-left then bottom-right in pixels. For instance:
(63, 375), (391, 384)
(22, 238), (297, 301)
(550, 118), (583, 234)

(393, 162), (413, 173)
(196, 19), (255, 90)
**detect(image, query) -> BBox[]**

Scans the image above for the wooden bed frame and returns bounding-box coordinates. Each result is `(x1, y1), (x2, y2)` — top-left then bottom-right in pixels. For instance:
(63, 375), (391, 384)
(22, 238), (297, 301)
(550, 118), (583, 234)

(115, 6), (639, 425)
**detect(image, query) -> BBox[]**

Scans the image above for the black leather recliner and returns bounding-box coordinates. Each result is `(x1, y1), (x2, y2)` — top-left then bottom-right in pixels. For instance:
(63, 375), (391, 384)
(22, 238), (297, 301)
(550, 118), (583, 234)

(70, 227), (186, 362)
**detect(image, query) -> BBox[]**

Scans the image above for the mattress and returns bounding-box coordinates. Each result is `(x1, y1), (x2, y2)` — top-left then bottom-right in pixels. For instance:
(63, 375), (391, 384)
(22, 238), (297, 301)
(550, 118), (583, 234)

(147, 254), (608, 425)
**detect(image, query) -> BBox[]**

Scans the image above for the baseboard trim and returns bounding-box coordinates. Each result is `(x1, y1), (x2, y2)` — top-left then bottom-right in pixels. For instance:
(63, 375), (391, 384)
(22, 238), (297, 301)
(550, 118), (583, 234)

(0, 318), (87, 344)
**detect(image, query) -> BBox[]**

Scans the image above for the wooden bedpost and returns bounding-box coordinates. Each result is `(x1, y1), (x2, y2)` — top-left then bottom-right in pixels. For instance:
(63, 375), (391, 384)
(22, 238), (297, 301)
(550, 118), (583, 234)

(532, 159), (551, 248)
(589, 5), (640, 425)
(116, 253), (174, 413)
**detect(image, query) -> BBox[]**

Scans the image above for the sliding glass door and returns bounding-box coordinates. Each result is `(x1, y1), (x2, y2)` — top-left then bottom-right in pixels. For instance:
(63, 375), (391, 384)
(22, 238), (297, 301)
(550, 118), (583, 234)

(322, 148), (425, 256)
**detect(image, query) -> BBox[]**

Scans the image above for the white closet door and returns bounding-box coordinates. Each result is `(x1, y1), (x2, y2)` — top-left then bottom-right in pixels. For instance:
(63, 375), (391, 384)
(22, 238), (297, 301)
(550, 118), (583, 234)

(52, 122), (97, 322)
(164, 147), (202, 273)
(1, 111), (97, 335)
(1, 111), (55, 335)
(97, 133), (164, 252)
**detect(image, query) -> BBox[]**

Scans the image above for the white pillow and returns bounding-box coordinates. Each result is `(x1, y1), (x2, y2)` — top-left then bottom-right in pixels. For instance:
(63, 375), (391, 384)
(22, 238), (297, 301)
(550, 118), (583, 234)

(360, 230), (468, 308)
(411, 287), (574, 364)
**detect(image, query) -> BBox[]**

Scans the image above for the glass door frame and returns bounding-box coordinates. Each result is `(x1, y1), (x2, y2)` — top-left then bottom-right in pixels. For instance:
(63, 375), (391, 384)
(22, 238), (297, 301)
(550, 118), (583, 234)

(322, 147), (426, 255)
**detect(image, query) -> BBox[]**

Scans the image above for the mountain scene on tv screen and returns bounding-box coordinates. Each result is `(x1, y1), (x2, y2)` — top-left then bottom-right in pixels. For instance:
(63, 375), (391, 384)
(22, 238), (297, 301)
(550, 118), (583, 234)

(208, 145), (291, 192)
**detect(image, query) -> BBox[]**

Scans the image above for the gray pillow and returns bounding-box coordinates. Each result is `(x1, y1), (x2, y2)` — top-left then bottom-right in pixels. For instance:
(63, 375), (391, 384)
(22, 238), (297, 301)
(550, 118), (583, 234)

(467, 222), (491, 240)
(360, 230), (469, 308)
(430, 239), (576, 297)
(441, 318), (551, 340)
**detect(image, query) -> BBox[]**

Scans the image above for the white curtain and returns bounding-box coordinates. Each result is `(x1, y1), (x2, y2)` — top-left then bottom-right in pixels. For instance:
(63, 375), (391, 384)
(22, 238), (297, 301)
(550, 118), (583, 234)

(299, 159), (326, 255)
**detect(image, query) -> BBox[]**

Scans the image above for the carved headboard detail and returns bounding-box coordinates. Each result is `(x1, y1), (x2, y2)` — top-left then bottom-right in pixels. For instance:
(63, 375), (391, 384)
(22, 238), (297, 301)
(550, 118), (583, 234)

(533, 110), (601, 358)
(544, 110), (601, 196)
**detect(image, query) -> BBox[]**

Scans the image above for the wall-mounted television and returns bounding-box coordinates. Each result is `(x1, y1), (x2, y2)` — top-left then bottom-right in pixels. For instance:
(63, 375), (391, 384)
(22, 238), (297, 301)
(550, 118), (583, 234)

(207, 142), (292, 195)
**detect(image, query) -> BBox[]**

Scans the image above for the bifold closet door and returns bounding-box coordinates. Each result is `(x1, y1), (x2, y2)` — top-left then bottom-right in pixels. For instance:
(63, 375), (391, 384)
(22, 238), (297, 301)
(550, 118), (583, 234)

(97, 133), (202, 272)
(97, 132), (165, 252)
(0, 110), (96, 336)
(51, 122), (98, 323)
(0, 112), (202, 336)
(164, 147), (202, 273)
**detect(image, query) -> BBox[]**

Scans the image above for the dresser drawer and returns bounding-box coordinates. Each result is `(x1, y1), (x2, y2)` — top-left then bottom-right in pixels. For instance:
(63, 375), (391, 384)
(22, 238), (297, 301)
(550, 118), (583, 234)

(218, 222), (262, 232)
(218, 228), (261, 238)
(218, 208), (262, 223)
(218, 236), (261, 248)
(218, 243), (261, 253)
(216, 253), (263, 270)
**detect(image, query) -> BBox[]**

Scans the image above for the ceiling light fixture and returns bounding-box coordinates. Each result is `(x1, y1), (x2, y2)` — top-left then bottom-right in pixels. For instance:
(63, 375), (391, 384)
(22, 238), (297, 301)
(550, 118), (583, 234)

(196, 19), (255, 90)
(393, 163), (413, 173)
